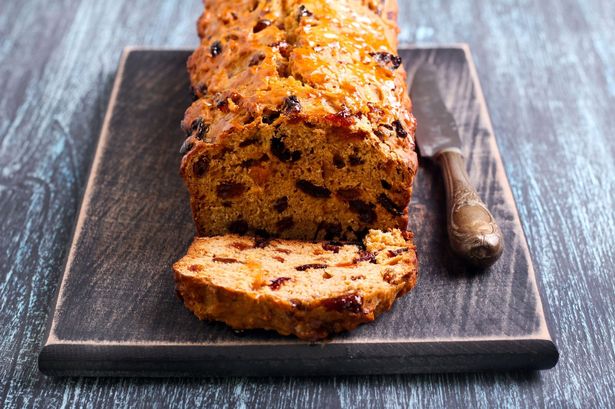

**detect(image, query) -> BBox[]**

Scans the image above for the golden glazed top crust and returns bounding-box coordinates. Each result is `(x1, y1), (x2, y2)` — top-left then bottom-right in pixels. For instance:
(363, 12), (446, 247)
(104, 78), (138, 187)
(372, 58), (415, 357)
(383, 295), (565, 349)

(183, 0), (415, 158)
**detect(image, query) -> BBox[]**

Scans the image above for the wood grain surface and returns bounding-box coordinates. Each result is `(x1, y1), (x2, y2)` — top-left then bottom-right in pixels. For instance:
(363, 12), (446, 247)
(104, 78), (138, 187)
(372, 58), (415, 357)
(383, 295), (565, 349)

(0, 0), (613, 407)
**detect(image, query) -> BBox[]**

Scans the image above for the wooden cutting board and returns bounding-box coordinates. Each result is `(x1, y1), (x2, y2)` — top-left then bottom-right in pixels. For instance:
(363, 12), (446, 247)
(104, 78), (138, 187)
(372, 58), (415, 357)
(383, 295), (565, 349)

(39, 45), (558, 377)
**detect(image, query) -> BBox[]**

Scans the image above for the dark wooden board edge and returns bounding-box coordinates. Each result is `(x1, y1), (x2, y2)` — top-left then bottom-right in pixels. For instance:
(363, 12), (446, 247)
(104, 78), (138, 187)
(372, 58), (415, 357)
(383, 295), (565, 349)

(39, 339), (558, 377)
(37, 44), (559, 377)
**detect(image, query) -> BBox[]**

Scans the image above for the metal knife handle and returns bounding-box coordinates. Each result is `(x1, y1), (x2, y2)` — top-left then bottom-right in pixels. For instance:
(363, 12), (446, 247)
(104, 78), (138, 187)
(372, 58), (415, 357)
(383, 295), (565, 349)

(437, 151), (504, 268)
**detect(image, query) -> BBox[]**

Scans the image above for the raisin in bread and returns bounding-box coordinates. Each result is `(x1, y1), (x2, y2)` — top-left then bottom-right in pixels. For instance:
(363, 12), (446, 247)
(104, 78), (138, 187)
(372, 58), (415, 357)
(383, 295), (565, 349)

(179, 0), (417, 241)
(174, 229), (417, 340)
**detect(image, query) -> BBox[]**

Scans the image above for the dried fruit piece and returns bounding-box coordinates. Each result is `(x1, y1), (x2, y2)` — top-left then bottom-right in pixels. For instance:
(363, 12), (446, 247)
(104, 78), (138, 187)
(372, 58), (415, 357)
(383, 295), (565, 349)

(333, 154), (345, 169)
(295, 263), (328, 271)
(229, 92), (242, 104)
(269, 277), (291, 290)
(322, 242), (341, 253)
(197, 83), (208, 94)
(296, 180), (331, 198)
(273, 196), (288, 213)
(321, 294), (363, 314)
(377, 193), (405, 216)
(217, 182), (247, 199)
(297, 5), (313, 21)
(281, 95), (302, 114)
(192, 157), (209, 177)
(271, 134), (301, 162)
(353, 250), (377, 264)
(213, 257), (238, 263)
(387, 248), (409, 257)
(380, 179), (392, 190)
(349, 200), (377, 224)
(278, 41), (291, 58)
(216, 98), (229, 112)
(248, 52), (266, 66)
(278, 62), (289, 78)
(210, 40), (223, 57)
(325, 107), (354, 127)
(191, 118), (209, 140)
(370, 51), (402, 70)
(232, 242), (252, 251)
(393, 120), (407, 138)
(253, 19), (272, 33)
(374, 123), (394, 139)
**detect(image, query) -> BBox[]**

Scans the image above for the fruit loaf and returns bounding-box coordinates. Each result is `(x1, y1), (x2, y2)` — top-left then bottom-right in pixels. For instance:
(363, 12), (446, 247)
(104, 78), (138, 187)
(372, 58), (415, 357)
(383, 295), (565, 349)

(174, 229), (418, 340)
(179, 0), (417, 241)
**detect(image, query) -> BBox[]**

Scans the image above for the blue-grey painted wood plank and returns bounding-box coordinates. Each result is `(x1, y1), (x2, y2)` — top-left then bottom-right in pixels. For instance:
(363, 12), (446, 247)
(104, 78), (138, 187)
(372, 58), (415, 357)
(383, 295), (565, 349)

(0, 0), (613, 407)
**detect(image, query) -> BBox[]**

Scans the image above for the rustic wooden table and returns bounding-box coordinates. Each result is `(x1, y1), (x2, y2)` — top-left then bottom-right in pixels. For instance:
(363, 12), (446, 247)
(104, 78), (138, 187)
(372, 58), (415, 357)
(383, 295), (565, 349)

(1, 0), (613, 407)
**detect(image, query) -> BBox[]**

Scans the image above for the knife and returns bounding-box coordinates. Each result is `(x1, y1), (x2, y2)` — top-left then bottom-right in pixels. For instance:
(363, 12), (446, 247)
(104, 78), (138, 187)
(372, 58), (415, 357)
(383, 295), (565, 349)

(411, 64), (504, 268)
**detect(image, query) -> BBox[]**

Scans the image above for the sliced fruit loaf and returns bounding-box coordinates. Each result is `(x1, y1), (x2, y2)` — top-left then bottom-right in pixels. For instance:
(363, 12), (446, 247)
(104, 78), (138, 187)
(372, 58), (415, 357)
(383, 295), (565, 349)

(180, 0), (417, 241)
(173, 229), (418, 340)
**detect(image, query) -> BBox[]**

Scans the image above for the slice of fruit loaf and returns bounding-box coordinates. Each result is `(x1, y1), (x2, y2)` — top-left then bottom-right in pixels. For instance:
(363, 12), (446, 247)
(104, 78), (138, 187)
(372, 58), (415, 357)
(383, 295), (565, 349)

(174, 229), (417, 340)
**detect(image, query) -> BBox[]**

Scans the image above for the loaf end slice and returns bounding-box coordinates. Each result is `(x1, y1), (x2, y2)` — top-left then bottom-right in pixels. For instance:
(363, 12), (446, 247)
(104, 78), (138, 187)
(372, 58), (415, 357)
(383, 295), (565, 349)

(173, 229), (418, 340)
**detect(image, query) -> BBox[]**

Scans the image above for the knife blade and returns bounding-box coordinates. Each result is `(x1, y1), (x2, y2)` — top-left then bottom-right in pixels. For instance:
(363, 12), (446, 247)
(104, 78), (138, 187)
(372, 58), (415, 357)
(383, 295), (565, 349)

(409, 62), (504, 268)
(411, 64), (462, 158)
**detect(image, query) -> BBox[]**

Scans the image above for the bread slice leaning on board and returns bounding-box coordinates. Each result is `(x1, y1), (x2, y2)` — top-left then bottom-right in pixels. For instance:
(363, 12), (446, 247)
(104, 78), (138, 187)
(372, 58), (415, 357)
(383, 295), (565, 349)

(174, 229), (417, 340)
(174, 0), (419, 340)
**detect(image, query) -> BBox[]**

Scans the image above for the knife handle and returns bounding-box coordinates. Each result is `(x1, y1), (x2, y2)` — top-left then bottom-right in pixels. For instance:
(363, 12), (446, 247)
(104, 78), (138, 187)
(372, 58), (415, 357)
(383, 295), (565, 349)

(437, 150), (504, 268)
